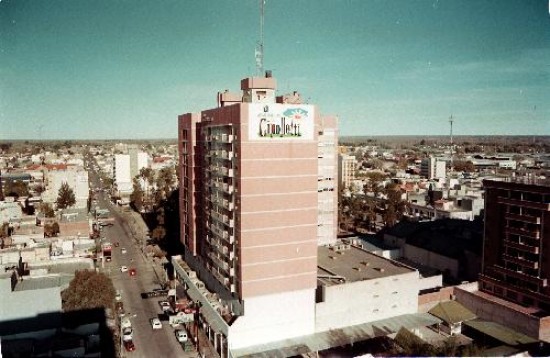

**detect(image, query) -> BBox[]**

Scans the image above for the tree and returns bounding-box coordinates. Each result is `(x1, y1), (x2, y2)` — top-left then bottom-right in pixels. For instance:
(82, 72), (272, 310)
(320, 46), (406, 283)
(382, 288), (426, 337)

(44, 222), (60, 237)
(364, 172), (386, 198)
(56, 182), (76, 209)
(453, 160), (475, 172)
(40, 202), (55, 218)
(151, 207), (166, 242)
(4, 179), (29, 198)
(383, 183), (408, 228)
(61, 269), (116, 311)
(155, 167), (175, 203)
(130, 176), (145, 212)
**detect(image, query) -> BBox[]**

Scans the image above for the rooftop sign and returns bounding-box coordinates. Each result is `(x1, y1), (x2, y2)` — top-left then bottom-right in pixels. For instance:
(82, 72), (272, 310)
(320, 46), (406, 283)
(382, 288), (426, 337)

(248, 103), (314, 141)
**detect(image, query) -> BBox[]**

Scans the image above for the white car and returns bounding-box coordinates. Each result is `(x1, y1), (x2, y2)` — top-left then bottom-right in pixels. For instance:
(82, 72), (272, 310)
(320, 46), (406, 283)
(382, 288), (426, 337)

(121, 248), (127, 254)
(120, 266), (128, 273)
(150, 317), (162, 330)
(159, 301), (171, 312)
(175, 329), (188, 343)
(122, 327), (133, 342)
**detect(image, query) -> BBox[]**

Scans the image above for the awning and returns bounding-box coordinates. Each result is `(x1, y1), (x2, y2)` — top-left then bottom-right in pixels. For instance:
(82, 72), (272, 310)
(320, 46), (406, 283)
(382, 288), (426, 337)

(231, 313), (442, 357)
(464, 319), (538, 346)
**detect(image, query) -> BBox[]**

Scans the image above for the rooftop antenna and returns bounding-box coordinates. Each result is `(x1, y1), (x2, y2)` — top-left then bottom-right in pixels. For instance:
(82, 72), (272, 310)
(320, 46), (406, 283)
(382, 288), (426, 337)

(449, 115), (454, 173)
(255, 0), (265, 76)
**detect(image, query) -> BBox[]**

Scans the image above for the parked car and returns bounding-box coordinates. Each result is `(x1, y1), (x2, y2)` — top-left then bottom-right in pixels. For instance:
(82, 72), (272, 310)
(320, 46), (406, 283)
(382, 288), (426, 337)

(120, 266), (128, 273)
(175, 329), (188, 343)
(121, 248), (127, 254)
(123, 340), (136, 352)
(122, 327), (133, 342)
(129, 268), (137, 276)
(150, 317), (162, 330)
(159, 300), (171, 312)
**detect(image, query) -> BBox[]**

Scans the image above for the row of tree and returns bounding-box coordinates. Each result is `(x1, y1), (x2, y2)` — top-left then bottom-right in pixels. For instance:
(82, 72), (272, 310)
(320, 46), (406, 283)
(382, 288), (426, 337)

(339, 172), (408, 232)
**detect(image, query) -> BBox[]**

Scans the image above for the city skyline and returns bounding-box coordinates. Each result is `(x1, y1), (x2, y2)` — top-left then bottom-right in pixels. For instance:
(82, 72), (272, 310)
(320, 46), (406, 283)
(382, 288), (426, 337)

(1, 0), (549, 140)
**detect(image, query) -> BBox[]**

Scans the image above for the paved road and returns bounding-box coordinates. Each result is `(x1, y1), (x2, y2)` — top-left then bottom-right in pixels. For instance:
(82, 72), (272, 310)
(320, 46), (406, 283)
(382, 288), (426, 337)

(87, 158), (197, 358)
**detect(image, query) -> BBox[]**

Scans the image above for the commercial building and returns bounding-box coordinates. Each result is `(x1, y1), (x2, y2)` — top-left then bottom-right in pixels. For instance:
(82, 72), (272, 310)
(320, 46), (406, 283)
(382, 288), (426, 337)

(177, 74), (338, 354)
(480, 178), (550, 311)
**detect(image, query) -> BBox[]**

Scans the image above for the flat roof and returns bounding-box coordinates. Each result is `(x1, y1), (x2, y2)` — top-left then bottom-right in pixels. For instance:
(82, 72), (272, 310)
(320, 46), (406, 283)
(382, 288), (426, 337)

(317, 244), (414, 286)
(14, 274), (73, 291)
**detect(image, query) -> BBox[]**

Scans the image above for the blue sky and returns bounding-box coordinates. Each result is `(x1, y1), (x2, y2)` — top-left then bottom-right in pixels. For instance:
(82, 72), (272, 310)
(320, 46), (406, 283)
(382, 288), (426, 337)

(1, 0), (549, 139)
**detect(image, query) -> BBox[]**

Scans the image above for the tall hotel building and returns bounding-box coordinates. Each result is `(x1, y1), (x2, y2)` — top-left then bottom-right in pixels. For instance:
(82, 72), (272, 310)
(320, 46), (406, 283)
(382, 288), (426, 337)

(480, 178), (550, 310)
(177, 74), (337, 353)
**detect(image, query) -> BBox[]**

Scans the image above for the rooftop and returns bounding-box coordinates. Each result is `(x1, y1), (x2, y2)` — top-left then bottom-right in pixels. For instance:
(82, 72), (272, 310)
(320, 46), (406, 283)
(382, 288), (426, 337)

(14, 274), (73, 291)
(484, 177), (550, 189)
(317, 244), (414, 286)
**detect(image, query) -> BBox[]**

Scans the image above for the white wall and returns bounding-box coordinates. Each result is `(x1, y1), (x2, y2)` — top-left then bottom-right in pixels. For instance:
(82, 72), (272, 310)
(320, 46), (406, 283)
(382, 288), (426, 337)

(228, 288), (316, 350)
(315, 271), (419, 332)
(43, 169), (89, 209)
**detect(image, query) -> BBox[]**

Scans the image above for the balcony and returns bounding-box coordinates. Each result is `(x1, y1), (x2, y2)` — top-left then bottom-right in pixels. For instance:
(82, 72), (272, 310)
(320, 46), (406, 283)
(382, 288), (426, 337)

(222, 199), (234, 211)
(505, 212), (541, 225)
(222, 183), (234, 194)
(503, 239), (539, 254)
(220, 167), (234, 177)
(220, 231), (235, 244)
(211, 268), (226, 284)
(502, 254), (539, 269)
(498, 197), (550, 211)
(208, 252), (229, 272)
(506, 226), (540, 239)
(493, 265), (547, 287)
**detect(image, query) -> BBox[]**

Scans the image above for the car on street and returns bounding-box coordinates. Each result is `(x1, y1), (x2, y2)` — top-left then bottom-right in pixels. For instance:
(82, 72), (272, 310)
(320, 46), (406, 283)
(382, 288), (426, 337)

(122, 327), (133, 341)
(175, 329), (188, 343)
(120, 266), (128, 273)
(123, 340), (136, 352)
(159, 300), (171, 312)
(150, 317), (162, 330)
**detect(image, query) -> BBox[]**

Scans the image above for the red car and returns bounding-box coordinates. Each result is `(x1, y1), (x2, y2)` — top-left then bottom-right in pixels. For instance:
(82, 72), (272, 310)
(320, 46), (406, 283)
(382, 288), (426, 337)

(124, 340), (136, 352)
(129, 268), (137, 276)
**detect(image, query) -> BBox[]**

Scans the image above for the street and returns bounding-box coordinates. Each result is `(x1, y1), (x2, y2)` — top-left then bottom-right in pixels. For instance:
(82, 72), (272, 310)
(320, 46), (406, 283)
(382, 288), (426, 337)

(88, 160), (197, 358)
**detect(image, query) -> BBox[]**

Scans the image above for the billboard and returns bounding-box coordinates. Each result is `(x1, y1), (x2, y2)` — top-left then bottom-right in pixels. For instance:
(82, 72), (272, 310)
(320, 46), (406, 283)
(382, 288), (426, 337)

(248, 103), (314, 141)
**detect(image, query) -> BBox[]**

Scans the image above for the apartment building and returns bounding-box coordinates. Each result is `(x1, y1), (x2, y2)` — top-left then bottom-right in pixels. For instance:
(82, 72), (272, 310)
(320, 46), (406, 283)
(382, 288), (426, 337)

(177, 74), (338, 353)
(480, 178), (550, 310)
(420, 157), (446, 179)
(338, 153), (357, 190)
(113, 148), (149, 196)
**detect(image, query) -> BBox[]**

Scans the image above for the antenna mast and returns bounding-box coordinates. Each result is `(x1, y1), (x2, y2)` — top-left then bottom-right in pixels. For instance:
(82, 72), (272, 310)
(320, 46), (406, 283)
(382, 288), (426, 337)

(255, 0), (265, 76)
(449, 115), (454, 172)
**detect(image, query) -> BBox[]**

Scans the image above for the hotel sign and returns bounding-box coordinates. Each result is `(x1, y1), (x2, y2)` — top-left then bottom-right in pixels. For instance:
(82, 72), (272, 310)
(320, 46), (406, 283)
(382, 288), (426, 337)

(248, 103), (314, 140)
